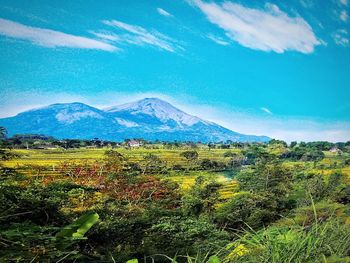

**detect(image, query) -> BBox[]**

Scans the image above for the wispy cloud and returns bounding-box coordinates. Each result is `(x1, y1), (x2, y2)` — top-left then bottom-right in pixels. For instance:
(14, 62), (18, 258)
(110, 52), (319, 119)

(340, 0), (348, 6)
(0, 18), (117, 51)
(191, 0), (321, 54)
(91, 32), (120, 42)
(333, 29), (349, 46)
(340, 10), (348, 22)
(102, 19), (181, 52)
(261, 107), (273, 115)
(157, 8), (173, 17)
(299, 0), (314, 8)
(207, 34), (230, 45)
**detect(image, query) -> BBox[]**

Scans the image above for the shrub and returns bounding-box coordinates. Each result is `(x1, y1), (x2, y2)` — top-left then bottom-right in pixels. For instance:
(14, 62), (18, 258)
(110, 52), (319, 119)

(215, 192), (278, 230)
(225, 219), (350, 263)
(143, 216), (230, 258)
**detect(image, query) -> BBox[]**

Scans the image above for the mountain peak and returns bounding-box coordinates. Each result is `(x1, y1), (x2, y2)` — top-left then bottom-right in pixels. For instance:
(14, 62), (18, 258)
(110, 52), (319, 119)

(22, 102), (94, 113)
(106, 97), (203, 126)
(106, 97), (173, 111)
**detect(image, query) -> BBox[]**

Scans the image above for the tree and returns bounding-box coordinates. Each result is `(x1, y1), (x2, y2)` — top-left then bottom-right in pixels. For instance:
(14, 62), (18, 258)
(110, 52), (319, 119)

(237, 161), (295, 213)
(223, 151), (237, 158)
(180, 150), (199, 169)
(237, 162), (292, 196)
(104, 150), (126, 175)
(141, 154), (166, 174)
(0, 126), (7, 139)
(143, 216), (230, 258)
(200, 159), (219, 170)
(182, 176), (221, 216)
(290, 141), (297, 148)
(268, 139), (288, 147)
(215, 192), (277, 230)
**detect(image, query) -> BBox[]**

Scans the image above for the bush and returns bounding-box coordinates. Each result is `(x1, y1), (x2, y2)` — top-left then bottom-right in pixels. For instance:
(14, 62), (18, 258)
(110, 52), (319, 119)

(225, 219), (350, 263)
(199, 159), (226, 170)
(144, 216), (230, 258)
(215, 192), (278, 230)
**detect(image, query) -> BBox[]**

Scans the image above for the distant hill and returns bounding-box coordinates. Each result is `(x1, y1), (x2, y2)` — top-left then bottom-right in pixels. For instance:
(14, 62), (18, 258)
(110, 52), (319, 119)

(0, 98), (270, 143)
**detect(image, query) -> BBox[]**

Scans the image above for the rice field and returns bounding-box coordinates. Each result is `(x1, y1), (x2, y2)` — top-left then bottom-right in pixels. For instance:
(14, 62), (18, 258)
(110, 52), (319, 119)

(1, 147), (349, 201)
(0, 147), (241, 200)
(2, 147), (240, 167)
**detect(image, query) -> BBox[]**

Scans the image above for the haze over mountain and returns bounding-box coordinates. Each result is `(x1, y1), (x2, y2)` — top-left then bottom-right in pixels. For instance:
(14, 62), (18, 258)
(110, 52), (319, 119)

(0, 98), (270, 142)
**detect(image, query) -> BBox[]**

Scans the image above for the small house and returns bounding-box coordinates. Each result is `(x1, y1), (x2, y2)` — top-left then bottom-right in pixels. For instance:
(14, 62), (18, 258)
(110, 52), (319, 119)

(127, 140), (142, 148)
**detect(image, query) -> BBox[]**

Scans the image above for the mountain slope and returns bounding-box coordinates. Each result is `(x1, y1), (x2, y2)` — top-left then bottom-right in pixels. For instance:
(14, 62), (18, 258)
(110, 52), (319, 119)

(106, 98), (205, 127)
(0, 103), (122, 140)
(0, 99), (270, 142)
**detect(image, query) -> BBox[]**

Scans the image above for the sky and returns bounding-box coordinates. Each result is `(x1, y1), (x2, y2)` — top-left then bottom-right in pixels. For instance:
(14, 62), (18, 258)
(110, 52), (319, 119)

(0, 0), (349, 142)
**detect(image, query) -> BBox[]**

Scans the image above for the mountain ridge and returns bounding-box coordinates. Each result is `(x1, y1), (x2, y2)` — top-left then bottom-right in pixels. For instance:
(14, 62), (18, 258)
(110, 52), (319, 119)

(0, 98), (270, 143)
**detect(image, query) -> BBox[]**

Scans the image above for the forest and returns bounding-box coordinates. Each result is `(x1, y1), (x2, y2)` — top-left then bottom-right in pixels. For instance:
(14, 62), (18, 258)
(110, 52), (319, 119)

(1, 129), (350, 262)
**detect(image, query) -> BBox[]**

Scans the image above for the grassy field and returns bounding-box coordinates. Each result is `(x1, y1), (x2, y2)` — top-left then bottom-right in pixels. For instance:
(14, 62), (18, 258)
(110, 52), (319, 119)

(1, 145), (350, 262)
(2, 147), (349, 201)
(1, 147), (242, 200)
(2, 147), (239, 167)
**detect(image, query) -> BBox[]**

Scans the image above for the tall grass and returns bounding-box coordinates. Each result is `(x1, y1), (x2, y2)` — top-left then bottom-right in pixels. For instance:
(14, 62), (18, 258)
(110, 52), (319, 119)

(225, 219), (350, 263)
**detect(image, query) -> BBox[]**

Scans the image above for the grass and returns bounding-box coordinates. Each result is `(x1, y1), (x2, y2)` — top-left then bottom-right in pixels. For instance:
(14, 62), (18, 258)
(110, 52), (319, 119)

(1, 148), (242, 200)
(2, 148), (350, 200)
(3, 148), (239, 168)
(224, 199), (350, 263)
(225, 219), (350, 263)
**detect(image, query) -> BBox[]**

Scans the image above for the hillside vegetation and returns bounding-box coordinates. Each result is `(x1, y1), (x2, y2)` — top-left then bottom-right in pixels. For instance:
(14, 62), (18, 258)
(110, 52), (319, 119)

(1, 136), (350, 262)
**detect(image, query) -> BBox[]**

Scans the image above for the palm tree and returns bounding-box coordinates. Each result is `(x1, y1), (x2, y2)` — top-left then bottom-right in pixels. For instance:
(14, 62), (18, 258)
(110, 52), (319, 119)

(0, 126), (7, 139)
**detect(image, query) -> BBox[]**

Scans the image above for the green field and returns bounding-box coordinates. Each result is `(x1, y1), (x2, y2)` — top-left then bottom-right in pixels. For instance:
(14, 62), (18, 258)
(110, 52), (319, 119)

(1, 142), (350, 262)
(1, 147), (241, 201)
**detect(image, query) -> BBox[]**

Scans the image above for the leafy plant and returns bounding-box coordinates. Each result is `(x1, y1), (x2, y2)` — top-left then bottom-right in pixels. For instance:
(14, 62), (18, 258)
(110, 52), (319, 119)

(55, 212), (99, 255)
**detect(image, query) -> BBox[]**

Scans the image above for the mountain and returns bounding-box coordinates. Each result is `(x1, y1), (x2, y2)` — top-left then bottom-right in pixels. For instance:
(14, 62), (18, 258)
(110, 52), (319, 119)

(0, 98), (270, 142)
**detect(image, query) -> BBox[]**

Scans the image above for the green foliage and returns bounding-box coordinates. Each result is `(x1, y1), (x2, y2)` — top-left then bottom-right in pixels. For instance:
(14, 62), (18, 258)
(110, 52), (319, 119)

(200, 159), (226, 170)
(208, 255), (220, 263)
(182, 176), (222, 217)
(225, 219), (350, 263)
(0, 149), (20, 160)
(223, 151), (236, 158)
(141, 153), (167, 174)
(0, 184), (68, 226)
(237, 162), (292, 195)
(56, 211), (99, 240)
(281, 146), (325, 161)
(0, 126), (7, 139)
(0, 212), (99, 262)
(104, 149), (126, 175)
(144, 216), (230, 258)
(1, 141), (350, 262)
(180, 151), (199, 165)
(215, 192), (277, 230)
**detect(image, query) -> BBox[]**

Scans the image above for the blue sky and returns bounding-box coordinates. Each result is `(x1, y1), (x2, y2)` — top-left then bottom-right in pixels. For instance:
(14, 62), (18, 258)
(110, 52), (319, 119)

(0, 0), (349, 142)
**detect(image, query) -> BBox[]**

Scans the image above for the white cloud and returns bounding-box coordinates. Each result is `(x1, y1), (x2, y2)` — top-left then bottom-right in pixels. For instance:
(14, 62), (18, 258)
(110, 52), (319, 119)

(207, 34), (230, 45)
(261, 107), (272, 115)
(333, 29), (349, 46)
(340, 10), (348, 22)
(0, 18), (117, 51)
(91, 32), (120, 41)
(157, 8), (173, 17)
(102, 19), (181, 52)
(191, 0), (321, 53)
(340, 0), (348, 6)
